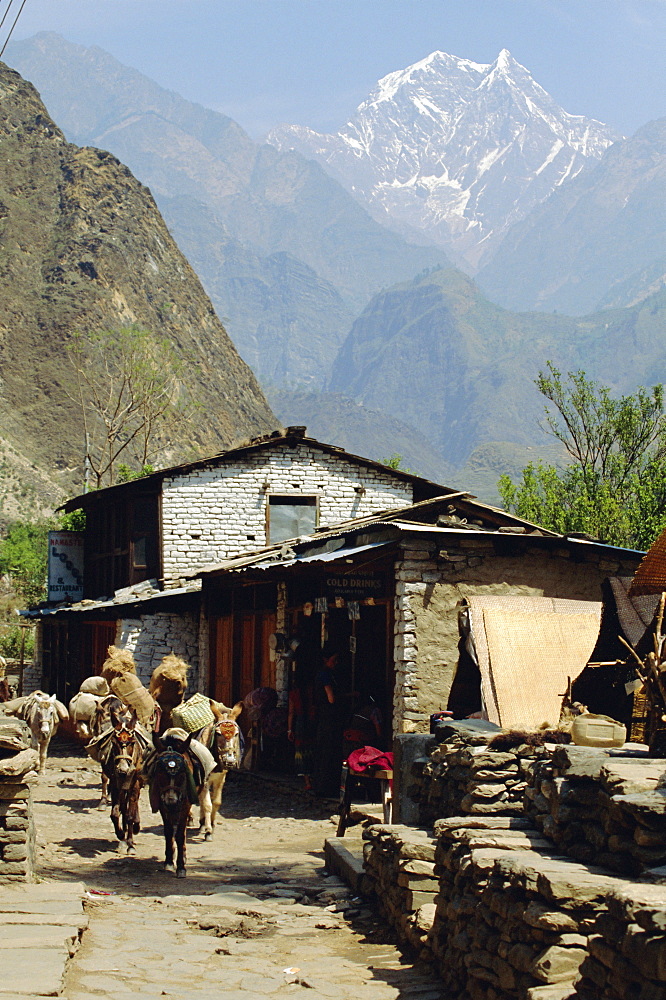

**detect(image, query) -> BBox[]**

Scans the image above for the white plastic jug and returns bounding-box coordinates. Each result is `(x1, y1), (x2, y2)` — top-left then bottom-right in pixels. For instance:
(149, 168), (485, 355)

(571, 713), (626, 748)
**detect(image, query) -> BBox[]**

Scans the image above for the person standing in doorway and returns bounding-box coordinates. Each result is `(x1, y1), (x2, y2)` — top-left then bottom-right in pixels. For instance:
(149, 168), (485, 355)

(288, 662), (315, 791)
(313, 644), (342, 797)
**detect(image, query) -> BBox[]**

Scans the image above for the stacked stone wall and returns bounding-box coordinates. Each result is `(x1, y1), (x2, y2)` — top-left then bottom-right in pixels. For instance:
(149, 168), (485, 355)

(525, 744), (666, 876)
(0, 719), (36, 882)
(117, 612), (200, 689)
(364, 731), (666, 998)
(362, 824), (437, 952)
(161, 443), (413, 584)
(577, 883), (666, 999)
(430, 826), (627, 1000)
(0, 785), (34, 881)
(405, 725), (550, 825)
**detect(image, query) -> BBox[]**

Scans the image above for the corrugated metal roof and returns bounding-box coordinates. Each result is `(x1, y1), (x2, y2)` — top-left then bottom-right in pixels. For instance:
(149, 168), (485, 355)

(20, 582), (201, 619)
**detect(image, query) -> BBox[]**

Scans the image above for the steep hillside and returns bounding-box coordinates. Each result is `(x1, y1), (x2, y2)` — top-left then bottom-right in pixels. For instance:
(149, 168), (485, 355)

(328, 268), (666, 471)
(7, 33), (447, 387)
(477, 118), (666, 315)
(0, 63), (276, 517)
(269, 49), (617, 269)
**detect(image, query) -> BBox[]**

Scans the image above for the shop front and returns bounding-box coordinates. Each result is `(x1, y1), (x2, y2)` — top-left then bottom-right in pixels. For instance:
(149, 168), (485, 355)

(203, 544), (396, 755)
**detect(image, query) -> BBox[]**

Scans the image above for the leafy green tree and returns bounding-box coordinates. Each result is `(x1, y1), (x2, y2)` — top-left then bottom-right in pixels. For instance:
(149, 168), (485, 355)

(499, 364), (666, 549)
(0, 510), (85, 607)
(116, 463), (156, 484)
(379, 453), (413, 473)
(0, 521), (52, 605)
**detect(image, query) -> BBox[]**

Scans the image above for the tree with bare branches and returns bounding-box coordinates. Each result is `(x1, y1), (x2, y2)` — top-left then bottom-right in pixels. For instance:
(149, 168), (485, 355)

(68, 324), (196, 488)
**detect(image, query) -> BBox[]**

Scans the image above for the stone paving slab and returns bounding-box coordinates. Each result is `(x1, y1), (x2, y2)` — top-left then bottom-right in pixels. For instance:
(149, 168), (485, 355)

(0, 948), (69, 996)
(0, 881), (85, 996)
(324, 837), (365, 893)
(0, 924), (80, 949)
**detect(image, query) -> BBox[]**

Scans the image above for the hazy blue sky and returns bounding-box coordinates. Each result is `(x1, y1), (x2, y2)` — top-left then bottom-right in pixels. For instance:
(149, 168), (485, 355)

(9, 1), (666, 139)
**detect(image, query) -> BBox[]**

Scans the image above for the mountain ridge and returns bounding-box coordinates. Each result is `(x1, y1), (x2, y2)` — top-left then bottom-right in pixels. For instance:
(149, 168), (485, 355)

(268, 48), (618, 269)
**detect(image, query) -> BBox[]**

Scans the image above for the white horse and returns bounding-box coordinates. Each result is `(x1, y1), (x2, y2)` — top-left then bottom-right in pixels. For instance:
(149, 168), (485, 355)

(194, 701), (243, 840)
(17, 691), (68, 773)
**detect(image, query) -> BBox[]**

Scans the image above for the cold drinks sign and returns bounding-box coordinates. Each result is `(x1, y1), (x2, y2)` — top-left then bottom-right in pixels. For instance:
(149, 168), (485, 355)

(48, 531), (84, 602)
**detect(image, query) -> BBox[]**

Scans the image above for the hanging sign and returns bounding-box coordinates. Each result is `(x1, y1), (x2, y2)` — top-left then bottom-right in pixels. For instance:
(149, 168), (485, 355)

(48, 531), (84, 602)
(325, 570), (386, 601)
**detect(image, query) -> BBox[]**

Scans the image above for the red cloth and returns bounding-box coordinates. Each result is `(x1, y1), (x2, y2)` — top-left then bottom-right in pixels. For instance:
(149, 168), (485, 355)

(347, 746), (394, 774)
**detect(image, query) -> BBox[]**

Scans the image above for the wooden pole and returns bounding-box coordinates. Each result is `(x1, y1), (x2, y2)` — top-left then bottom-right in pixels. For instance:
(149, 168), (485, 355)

(18, 624), (25, 698)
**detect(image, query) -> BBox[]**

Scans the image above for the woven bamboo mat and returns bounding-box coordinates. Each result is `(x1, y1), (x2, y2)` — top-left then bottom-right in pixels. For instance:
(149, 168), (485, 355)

(481, 607), (601, 729)
(629, 527), (666, 597)
(466, 595), (602, 726)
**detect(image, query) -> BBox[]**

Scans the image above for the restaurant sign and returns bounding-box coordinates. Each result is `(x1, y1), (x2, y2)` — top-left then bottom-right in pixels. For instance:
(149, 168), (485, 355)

(324, 569), (386, 601)
(48, 531), (84, 602)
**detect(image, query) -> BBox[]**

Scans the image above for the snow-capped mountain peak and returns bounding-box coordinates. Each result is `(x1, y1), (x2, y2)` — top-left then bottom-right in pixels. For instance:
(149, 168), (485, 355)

(267, 49), (620, 269)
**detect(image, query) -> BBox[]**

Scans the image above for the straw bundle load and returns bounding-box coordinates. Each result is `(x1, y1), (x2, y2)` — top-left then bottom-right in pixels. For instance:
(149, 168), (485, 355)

(101, 645), (136, 685)
(149, 654), (189, 730)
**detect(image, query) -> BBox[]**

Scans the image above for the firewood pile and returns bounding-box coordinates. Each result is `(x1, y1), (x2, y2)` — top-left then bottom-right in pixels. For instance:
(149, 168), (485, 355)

(524, 744), (666, 875)
(0, 716), (38, 881)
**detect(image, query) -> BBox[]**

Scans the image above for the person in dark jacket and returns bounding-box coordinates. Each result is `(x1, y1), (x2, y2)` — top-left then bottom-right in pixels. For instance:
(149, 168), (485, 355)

(312, 645), (342, 797)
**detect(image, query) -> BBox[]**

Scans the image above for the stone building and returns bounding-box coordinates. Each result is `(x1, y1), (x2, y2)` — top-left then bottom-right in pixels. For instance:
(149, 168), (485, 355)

(195, 494), (643, 737)
(27, 428), (453, 700)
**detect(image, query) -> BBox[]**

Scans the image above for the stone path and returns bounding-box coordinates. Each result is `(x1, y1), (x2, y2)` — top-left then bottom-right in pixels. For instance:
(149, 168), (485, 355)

(4, 747), (446, 999)
(0, 881), (87, 997)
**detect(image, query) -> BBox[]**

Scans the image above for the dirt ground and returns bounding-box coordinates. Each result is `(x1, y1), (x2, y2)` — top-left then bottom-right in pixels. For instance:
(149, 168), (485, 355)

(30, 739), (445, 1000)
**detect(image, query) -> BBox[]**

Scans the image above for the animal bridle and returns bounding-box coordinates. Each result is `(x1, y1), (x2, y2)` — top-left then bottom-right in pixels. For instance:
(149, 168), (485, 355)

(112, 727), (140, 776)
(33, 699), (56, 736)
(215, 719), (241, 768)
(156, 750), (189, 808)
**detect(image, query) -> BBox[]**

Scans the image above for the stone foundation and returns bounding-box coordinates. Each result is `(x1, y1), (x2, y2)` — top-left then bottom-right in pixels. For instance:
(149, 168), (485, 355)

(0, 787), (35, 881)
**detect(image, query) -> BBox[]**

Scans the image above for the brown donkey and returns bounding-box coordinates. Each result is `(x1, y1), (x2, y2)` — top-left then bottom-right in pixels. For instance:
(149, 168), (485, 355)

(103, 718), (146, 854)
(148, 731), (199, 877)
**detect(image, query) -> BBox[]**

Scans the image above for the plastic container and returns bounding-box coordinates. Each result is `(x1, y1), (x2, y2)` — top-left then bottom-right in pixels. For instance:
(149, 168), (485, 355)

(571, 713), (626, 748)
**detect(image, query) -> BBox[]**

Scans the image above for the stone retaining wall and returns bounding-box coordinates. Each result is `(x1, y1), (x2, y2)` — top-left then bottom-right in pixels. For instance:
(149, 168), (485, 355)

(407, 725), (551, 825)
(0, 719), (37, 882)
(577, 882), (666, 1000)
(0, 783), (35, 881)
(524, 744), (666, 876)
(362, 731), (666, 997)
(430, 818), (627, 1000)
(362, 824), (437, 953)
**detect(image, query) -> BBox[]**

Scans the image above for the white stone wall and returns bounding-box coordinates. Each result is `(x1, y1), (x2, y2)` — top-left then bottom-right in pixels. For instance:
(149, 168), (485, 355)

(161, 443), (413, 584)
(117, 613), (201, 691)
